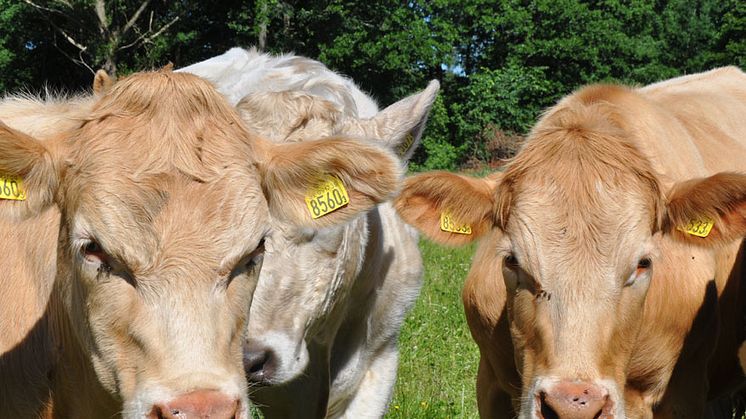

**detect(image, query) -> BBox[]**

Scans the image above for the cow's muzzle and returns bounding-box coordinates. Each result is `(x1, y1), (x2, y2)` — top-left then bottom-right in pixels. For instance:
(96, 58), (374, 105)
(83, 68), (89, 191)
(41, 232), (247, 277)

(534, 380), (614, 419)
(147, 390), (241, 419)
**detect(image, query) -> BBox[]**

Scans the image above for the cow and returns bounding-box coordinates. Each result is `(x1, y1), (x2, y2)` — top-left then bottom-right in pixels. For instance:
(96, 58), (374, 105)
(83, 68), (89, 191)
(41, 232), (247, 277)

(179, 47), (439, 417)
(394, 67), (746, 418)
(0, 68), (404, 418)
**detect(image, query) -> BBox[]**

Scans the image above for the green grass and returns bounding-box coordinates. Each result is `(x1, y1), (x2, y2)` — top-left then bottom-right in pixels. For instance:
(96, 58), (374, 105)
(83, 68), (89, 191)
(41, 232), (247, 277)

(385, 239), (480, 419)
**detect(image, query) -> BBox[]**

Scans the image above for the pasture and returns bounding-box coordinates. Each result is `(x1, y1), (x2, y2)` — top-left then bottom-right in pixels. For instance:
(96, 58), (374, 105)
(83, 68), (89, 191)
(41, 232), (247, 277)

(387, 240), (479, 419)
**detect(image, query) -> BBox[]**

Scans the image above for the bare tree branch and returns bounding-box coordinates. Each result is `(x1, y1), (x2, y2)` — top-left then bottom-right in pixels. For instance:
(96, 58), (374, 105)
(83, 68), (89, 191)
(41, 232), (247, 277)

(121, 0), (151, 36)
(118, 16), (179, 51)
(23, 0), (61, 15)
(95, 0), (108, 33)
(51, 33), (94, 75)
(24, 0), (88, 29)
(50, 23), (88, 52)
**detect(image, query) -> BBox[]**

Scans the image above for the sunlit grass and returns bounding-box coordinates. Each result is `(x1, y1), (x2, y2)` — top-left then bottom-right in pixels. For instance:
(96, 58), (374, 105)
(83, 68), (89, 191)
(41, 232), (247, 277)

(386, 239), (480, 419)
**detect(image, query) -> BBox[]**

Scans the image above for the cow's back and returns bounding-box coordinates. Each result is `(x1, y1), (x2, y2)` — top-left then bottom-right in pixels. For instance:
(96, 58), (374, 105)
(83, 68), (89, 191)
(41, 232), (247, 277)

(640, 66), (746, 177)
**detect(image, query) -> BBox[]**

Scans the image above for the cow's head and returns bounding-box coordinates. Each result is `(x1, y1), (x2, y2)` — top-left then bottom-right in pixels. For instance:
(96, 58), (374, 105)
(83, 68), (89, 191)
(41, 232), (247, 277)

(234, 81), (439, 385)
(395, 99), (746, 418)
(0, 71), (401, 418)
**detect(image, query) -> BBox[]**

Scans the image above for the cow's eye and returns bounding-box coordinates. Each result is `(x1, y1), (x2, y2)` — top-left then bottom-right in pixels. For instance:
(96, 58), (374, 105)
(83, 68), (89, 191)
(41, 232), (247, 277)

(504, 253), (520, 270)
(626, 257), (652, 286)
(82, 240), (107, 262)
(246, 239), (266, 270)
(228, 239), (266, 287)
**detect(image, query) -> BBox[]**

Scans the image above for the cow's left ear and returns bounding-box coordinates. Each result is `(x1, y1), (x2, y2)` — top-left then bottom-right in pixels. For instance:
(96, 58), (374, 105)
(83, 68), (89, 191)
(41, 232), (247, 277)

(258, 136), (401, 228)
(663, 172), (746, 246)
(93, 69), (113, 95)
(349, 80), (439, 161)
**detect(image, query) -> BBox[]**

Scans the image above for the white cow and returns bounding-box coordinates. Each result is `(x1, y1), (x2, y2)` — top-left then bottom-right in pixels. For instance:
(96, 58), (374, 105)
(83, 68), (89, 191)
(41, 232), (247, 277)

(180, 48), (439, 418)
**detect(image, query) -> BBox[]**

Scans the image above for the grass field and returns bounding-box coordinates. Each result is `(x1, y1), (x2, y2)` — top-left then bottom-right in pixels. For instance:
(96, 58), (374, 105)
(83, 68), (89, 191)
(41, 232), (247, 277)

(386, 239), (480, 419)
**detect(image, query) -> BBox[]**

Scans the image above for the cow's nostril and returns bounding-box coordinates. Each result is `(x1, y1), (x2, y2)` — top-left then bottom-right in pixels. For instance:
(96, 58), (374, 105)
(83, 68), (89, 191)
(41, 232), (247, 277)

(539, 391), (560, 419)
(247, 351), (267, 374)
(243, 343), (277, 384)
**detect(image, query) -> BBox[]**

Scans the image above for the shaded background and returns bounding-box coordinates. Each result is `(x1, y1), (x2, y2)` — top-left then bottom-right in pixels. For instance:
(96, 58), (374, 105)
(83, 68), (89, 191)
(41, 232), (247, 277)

(1, 0), (744, 169)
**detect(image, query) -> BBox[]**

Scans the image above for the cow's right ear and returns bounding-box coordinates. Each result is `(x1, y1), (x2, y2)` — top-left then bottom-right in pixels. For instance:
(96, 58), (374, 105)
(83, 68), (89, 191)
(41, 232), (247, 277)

(394, 171), (499, 246)
(0, 122), (59, 218)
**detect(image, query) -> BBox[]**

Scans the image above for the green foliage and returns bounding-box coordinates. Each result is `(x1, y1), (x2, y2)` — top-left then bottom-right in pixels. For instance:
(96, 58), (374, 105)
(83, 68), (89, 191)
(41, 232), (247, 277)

(411, 95), (463, 171)
(450, 62), (554, 161)
(0, 0), (744, 167)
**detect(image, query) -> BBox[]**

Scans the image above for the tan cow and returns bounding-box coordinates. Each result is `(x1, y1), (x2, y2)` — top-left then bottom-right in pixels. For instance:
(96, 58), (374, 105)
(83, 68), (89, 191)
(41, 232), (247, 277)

(180, 48), (439, 418)
(394, 67), (746, 418)
(0, 69), (402, 418)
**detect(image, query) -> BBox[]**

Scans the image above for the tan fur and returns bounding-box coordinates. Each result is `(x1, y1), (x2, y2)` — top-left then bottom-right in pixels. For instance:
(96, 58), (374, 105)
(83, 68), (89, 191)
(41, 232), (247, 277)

(395, 171), (499, 246)
(93, 69), (113, 94)
(395, 67), (746, 418)
(0, 70), (401, 418)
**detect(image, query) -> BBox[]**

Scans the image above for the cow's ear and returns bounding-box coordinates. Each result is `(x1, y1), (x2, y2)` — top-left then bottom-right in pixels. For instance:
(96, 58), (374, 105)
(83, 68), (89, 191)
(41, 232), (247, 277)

(663, 172), (746, 246)
(0, 122), (59, 218)
(93, 69), (113, 95)
(350, 80), (439, 161)
(258, 136), (401, 228)
(394, 171), (499, 246)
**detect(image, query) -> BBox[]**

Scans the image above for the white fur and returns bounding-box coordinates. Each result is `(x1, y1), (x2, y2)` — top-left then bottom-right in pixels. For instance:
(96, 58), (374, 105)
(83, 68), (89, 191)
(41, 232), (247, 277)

(178, 47), (379, 117)
(179, 48), (438, 418)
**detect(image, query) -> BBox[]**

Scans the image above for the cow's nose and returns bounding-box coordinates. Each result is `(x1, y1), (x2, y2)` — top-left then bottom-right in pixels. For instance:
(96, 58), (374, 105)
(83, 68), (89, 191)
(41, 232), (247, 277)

(536, 381), (612, 419)
(243, 341), (277, 384)
(148, 390), (240, 419)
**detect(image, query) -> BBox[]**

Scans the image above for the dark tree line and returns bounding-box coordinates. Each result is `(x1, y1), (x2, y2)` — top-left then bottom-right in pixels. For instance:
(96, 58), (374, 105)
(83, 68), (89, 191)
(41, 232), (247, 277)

(1, 0), (743, 169)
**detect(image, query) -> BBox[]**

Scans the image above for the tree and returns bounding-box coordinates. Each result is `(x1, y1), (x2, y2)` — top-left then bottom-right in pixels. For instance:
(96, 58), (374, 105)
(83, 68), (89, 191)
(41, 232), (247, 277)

(21, 0), (180, 77)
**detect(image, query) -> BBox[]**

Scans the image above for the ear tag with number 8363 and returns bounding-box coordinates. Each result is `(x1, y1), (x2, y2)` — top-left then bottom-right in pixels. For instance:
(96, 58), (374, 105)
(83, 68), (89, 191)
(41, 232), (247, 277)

(440, 211), (472, 235)
(0, 174), (26, 201)
(305, 174), (350, 219)
(678, 216), (714, 238)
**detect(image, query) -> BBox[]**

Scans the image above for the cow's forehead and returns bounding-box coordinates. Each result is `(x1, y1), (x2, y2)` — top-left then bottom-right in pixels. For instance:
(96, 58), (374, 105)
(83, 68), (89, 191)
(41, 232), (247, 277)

(506, 185), (652, 279)
(71, 165), (269, 276)
(68, 70), (259, 177)
(500, 131), (660, 276)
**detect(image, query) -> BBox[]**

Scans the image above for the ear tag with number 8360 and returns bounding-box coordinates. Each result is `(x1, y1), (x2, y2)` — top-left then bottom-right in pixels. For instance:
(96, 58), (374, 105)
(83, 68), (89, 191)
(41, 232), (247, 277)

(678, 216), (714, 238)
(440, 211), (472, 235)
(0, 174), (26, 201)
(305, 174), (350, 219)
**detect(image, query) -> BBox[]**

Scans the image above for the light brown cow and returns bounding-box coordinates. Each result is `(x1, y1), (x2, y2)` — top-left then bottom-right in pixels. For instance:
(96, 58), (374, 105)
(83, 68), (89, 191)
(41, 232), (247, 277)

(395, 67), (746, 418)
(0, 69), (402, 418)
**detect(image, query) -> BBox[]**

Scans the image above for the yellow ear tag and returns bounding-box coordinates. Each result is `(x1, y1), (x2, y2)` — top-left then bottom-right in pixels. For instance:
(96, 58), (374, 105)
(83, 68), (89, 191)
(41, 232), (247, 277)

(305, 174), (350, 219)
(678, 217), (714, 238)
(0, 174), (26, 201)
(396, 133), (415, 157)
(440, 211), (472, 235)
